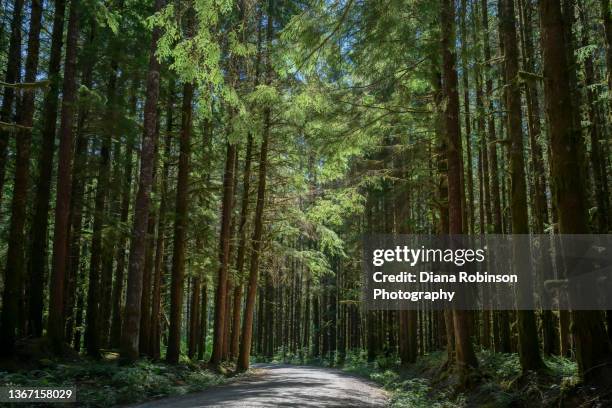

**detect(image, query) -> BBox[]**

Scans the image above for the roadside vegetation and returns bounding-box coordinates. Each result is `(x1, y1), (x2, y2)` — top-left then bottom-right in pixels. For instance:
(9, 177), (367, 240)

(0, 348), (232, 407)
(260, 350), (579, 408)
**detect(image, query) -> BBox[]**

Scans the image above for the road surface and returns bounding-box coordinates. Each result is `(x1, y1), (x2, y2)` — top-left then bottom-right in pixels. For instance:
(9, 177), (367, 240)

(131, 363), (388, 407)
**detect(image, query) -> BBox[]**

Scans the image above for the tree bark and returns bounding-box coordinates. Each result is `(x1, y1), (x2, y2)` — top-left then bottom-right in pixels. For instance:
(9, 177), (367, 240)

(499, 0), (544, 371)
(578, 5), (610, 233)
(86, 59), (120, 358)
(188, 276), (201, 359)
(539, 0), (612, 382)
(64, 36), (97, 344)
(27, 0), (66, 337)
(0, 0), (24, 206)
(230, 134), (254, 359)
(237, 1), (273, 369)
(120, 0), (164, 361)
(47, 0), (80, 353)
(481, 0), (502, 234)
(460, 0), (474, 235)
(198, 281), (208, 360)
(441, 0), (479, 379)
(110, 141), (134, 348)
(1, 0), (42, 352)
(166, 81), (195, 364)
(518, 0), (557, 356)
(140, 185), (158, 356)
(149, 81), (174, 358)
(602, 0), (612, 111)
(210, 142), (238, 365)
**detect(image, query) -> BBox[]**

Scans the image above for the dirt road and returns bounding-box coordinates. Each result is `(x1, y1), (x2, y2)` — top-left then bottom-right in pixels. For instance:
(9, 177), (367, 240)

(131, 363), (388, 407)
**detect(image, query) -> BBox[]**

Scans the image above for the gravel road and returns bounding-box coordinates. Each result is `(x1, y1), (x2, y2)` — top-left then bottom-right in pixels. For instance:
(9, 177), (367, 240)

(130, 363), (389, 407)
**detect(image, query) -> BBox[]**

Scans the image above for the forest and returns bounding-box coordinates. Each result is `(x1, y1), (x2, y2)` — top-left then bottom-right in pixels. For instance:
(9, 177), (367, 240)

(0, 0), (611, 406)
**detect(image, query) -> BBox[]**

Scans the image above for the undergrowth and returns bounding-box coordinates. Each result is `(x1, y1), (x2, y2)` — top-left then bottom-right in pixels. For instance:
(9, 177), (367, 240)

(0, 357), (229, 407)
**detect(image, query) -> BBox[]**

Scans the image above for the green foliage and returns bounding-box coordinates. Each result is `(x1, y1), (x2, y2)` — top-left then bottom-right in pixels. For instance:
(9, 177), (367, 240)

(391, 378), (466, 408)
(307, 188), (365, 227)
(544, 355), (578, 380)
(247, 84), (281, 106)
(0, 359), (226, 407)
(152, 0), (231, 92)
(478, 349), (522, 381)
(92, 0), (121, 33)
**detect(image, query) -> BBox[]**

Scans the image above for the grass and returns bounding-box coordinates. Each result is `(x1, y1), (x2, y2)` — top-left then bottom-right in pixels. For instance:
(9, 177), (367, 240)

(0, 355), (231, 407)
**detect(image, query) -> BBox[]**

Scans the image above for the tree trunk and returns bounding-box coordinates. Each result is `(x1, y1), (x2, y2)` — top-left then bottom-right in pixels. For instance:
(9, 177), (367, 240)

(120, 0), (164, 361)
(98, 58), (124, 348)
(188, 276), (201, 359)
(441, 0), (479, 379)
(539, 0), (612, 382)
(86, 60), (119, 358)
(149, 81), (174, 358)
(1, 0), (42, 352)
(27, 0), (66, 337)
(394, 156), (417, 365)
(210, 141), (238, 365)
(46, 0), (80, 353)
(237, 3), (273, 367)
(140, 192), (158, 356)
(518, 0), (557, 355)
(230, 134), (254, 359)
(222, 154), (240, 362)
(460, 0), (474, 234)
(166, 81), (195, 364)
(64, 38), (96, 343)
(499, 0), (544, 371)
(0, 0), (24, 206)
(602, 0), (612, 109)
(198, 281), (208, 360)
(578, 5), (610, 233)
(110, 141), (134, 348)
(480, 0), (502, 234)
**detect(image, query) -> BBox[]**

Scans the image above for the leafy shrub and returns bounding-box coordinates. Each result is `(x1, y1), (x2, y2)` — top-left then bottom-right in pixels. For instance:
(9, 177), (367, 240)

(0, 358), (227, 407)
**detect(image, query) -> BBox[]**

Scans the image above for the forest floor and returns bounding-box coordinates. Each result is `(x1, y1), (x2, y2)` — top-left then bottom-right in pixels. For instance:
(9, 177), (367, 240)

(0, 341), (237, 407)
(128, 363), (389, 407)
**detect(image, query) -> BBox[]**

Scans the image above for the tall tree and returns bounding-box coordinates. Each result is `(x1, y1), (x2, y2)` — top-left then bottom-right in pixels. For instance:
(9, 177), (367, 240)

(149, 80), (174, 358)
(86, 54), (121, 358)
(459, 0), (474, 235)
(230, 5), (261, 359)
(480, 0), (502, 235)
(539, 0), (612, 382)
(578, 4), (610, 233)
(498, 0), (544, 371)
(27, 0), (66, 337)
(120, 0), (165, 362)
(441, 0), (479, 379)
(0, 0), (24, 205)
(166, 80), (195, 364)
(64, 30), (97, 344)
(602, 0), (612, 103)
(230, 134), (253, 359)
(518, 0), (556, 356)
(1, 0), (42, 352)
(110, 141), (134, 348)
(47, 0), (81, 353)
(237, 0), (274, 372)
(210, 143), (237, 365)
